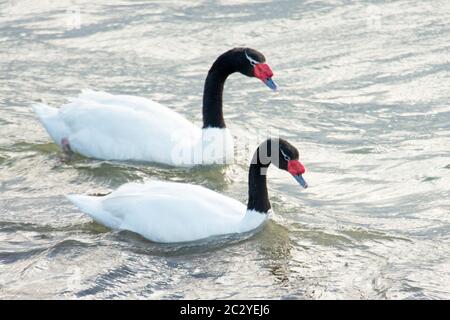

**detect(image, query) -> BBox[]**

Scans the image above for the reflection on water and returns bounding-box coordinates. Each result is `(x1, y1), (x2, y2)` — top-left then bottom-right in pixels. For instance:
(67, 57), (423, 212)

(1, 0), (450, 299)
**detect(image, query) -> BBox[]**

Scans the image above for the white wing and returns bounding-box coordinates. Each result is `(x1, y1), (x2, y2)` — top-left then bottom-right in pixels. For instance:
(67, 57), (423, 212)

(67, 181), (266, 243)
(33, 90), (200, 165)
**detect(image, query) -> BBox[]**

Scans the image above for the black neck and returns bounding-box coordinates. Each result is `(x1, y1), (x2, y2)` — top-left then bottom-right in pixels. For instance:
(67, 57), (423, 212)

(247, 163), (271, 213)
(202, 52), (238, 129)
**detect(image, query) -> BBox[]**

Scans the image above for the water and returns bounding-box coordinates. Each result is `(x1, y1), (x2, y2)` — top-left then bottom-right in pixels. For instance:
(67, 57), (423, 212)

(1, 0), (450, 299)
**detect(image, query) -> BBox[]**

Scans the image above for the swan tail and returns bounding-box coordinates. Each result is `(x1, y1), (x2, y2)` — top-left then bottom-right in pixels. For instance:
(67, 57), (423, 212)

(66, 194), (119, 229)
(32, 103), (70, 147)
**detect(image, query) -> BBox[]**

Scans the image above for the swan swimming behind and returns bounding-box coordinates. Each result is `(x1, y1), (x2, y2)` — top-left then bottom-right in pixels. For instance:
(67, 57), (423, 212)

(32, 48), (277, 167)
(67, 138), (307, 243)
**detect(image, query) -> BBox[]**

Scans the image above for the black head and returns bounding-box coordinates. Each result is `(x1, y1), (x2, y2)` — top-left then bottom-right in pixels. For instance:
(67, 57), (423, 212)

(222, 48), (277, 90)
(235, 48), (266, 76)
(252, 138), (308, 188)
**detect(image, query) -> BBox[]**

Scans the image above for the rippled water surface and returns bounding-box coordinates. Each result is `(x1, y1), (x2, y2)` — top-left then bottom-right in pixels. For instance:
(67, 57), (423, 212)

(1, 0), (450, 299)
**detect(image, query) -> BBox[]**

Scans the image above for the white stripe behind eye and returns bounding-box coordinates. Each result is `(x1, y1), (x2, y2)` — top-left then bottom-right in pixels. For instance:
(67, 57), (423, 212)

(280, 148), (290, 161)
(245, 50), (260, 66)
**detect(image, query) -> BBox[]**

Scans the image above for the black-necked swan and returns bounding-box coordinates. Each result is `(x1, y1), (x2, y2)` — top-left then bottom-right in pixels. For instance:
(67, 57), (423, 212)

(67, 138), (307, 243)
(32, 48), (277, 167)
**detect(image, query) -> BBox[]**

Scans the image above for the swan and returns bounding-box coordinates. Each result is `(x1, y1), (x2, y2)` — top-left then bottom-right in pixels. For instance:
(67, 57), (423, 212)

(32, 48), (277, 167)
(67, 138), (308, 243)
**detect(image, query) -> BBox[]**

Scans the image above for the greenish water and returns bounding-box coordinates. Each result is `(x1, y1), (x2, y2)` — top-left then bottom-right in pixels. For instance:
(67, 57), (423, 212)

(1, 0), (450, 299)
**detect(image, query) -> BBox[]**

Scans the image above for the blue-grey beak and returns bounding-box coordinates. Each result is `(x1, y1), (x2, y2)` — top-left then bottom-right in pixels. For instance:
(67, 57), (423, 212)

(264, 78), (277, 91)
(293, 174), (308, 188)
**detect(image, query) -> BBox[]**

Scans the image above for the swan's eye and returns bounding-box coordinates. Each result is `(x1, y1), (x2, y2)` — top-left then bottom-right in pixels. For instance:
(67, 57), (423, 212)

(280, 149), (290, 161)
(245, 50), (259, 67)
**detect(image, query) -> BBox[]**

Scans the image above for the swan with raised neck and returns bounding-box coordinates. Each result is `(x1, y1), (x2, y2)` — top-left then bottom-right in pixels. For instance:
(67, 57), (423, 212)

(66, 138), (308, 243)
(32, 47), (277, 166)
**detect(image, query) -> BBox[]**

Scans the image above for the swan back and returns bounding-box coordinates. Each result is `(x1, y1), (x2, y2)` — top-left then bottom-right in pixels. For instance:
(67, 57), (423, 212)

(67, 181), (266, 243)
(33, 90), (236, 166)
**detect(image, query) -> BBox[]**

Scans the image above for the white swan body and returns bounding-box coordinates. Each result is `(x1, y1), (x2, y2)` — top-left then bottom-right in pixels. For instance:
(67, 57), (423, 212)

(67, 139), (308, 244)
(33, 90), (233, 167)
(67, 180), (268, 243)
